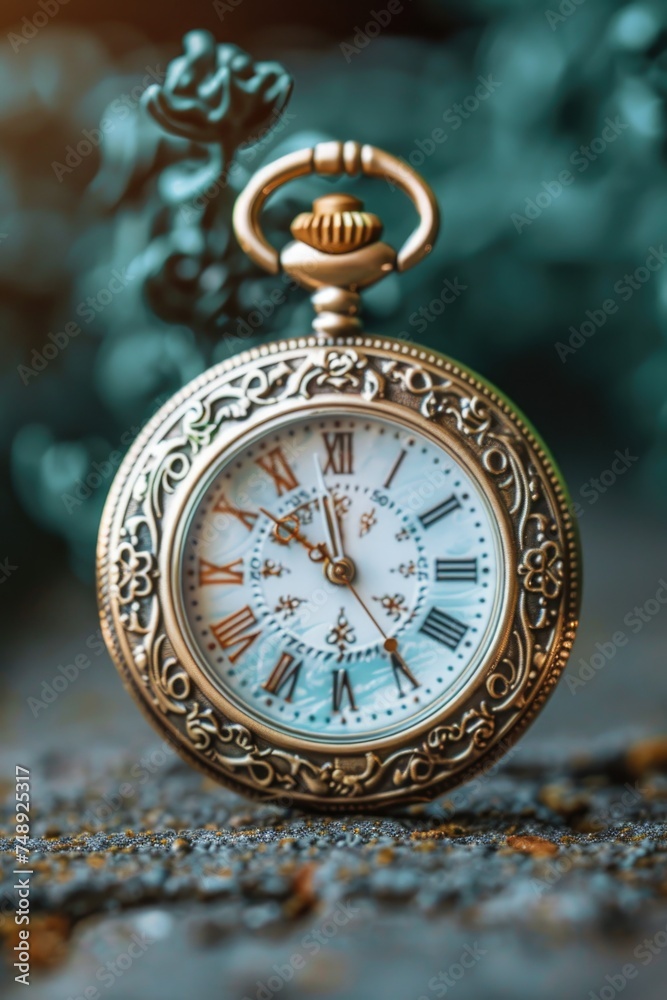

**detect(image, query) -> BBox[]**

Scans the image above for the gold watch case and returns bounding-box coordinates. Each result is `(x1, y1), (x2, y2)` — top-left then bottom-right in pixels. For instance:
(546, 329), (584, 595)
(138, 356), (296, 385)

(97, 334), (580, 810)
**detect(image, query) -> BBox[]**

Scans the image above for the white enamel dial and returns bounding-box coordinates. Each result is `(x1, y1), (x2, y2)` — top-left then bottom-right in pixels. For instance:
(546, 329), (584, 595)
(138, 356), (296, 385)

(178, 410), (503, 743)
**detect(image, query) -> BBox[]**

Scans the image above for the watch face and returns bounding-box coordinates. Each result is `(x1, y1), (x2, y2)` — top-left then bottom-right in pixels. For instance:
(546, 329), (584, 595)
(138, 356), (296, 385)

(177, 410), (503, 744)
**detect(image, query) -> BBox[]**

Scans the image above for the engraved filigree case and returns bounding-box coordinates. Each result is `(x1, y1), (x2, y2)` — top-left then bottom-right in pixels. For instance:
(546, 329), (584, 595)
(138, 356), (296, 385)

(97, 141), (580, 810)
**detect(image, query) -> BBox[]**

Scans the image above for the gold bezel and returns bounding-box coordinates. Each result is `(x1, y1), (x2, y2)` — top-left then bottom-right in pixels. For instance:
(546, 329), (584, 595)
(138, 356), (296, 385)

(97, 335), (580, 810)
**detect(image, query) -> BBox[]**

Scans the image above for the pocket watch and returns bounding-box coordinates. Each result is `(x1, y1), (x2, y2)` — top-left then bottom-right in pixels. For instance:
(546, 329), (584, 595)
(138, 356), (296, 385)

(97, 141), (580, 810)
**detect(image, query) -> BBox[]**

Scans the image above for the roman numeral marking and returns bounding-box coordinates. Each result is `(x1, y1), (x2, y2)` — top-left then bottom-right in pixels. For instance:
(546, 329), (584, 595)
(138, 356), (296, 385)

(332, 668), (357, 712)
(390, 651), (420, 697)
(435, 558), (478, 583)
(322, 431), (354, 475)
(211, 605), (260, 663)
(383, 449), (407, 489)
(199, 558), (244, 586)
(255, 446), (299, 496)
(419, 608), (468, 651)
(262, 652), (302, 702)
(418, 494), (462, 529)
(213, 492), (258, 531)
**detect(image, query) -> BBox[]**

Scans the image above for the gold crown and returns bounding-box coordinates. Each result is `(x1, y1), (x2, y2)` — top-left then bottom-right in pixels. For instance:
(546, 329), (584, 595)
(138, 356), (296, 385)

(290, 194), (383, 254)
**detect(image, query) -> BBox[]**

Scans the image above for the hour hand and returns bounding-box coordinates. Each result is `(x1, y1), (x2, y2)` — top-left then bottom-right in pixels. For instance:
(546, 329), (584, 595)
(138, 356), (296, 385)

(259, 507), (327, 563)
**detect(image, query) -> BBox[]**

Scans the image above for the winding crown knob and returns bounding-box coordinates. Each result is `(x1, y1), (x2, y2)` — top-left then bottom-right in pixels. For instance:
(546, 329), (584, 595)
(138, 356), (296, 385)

(290, 193), (383, 255)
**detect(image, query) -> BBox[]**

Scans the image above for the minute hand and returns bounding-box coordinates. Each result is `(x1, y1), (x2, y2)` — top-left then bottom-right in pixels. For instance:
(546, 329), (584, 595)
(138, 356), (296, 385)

(313, 454), (346, 561)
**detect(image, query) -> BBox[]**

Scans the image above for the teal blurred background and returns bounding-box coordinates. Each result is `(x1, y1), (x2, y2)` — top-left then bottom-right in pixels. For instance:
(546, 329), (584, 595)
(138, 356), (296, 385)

(0, 0), (665, 614)
(2, 5), (667, 999)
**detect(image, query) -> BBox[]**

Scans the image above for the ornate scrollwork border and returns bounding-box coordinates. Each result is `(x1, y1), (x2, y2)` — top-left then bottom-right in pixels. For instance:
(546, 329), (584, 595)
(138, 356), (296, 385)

(97, 335), (580, 809)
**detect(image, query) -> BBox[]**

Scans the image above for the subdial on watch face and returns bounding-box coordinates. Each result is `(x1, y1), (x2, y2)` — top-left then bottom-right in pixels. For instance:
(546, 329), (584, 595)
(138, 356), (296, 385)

(250, 484), (428, 659)
(179, 412), (503, 743)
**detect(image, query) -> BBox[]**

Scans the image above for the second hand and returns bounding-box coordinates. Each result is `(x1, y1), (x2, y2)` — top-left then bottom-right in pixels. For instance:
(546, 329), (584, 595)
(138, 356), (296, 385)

(341, 575), (418, 686)
(343, 577), (391, 646)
